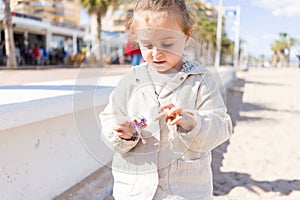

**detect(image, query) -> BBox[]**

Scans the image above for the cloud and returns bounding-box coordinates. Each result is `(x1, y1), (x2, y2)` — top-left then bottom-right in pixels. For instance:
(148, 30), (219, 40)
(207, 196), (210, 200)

(251, 0), (300, 17)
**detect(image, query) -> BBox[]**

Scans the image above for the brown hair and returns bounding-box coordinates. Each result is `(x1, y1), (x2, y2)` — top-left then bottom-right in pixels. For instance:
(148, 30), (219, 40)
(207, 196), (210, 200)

(124, 9), (134, 30)
(130, 0), (195, 36)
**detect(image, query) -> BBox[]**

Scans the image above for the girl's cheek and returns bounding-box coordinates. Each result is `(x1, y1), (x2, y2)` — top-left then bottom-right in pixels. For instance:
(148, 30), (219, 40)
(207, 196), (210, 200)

(164, 48), (182, 57)
(141, 50), (152, 60)
(169, 45), (184, 56)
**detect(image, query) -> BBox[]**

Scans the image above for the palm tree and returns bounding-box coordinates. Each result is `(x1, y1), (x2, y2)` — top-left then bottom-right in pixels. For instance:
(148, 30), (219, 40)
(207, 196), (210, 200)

(221, 34), (234, 65)
(80, 0), (120, 66)
(2, 0), (17, 68)
(191, 1), (236, 65)
(193, 11), (217, 65)
(286, 36), (298, 65)
(271, 32), (299, 67)
(271, 39), (282, 67)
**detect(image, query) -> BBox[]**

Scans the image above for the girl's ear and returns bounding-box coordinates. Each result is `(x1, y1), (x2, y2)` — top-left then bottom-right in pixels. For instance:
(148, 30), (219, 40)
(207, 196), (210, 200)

(186, 28), (194, 41)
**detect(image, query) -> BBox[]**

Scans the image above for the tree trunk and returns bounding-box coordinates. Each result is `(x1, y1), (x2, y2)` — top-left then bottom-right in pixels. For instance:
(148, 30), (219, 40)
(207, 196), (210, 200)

(287, 49), (291, 67)
(208, 41), (214, 65)
(96, 12), (103, 67)
(3, 0), (17, 68)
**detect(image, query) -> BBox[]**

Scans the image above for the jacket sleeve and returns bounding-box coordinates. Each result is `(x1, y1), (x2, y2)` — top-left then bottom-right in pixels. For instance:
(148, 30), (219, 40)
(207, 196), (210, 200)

(99, 76), (139, 153)
(177, 74), (233, 153)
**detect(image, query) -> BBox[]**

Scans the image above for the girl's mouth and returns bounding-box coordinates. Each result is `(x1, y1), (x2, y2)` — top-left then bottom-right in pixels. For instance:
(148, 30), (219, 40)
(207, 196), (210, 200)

(153, 61), (166, 65)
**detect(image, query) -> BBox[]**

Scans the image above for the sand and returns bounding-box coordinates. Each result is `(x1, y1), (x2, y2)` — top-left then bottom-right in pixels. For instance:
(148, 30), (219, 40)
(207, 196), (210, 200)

(212, 67), (300, 200)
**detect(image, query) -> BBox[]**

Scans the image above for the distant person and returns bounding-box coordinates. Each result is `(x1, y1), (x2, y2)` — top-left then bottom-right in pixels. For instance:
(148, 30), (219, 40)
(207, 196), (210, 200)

(99, 0), (233, 199)
(74, 50), (85, 66)
(15, 46), (21, 65)
(297, 54), (300, 68)
(41, 47), (49, 65)
(0, 41), (6, 65)
(124, 39), (143, 66)
(33, 45), (40, 65)
(111, 51), (120, 64)
(124, 9), (143, 66)
(62, 49), (68, 65)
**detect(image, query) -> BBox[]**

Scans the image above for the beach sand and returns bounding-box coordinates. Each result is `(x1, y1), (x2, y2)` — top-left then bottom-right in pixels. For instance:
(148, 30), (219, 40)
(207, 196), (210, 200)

(212, 67), (300, 200)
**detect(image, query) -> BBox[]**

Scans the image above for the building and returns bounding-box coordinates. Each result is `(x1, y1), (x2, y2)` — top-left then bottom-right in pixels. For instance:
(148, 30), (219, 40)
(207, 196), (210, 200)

(11, 0), (81, 26)
(0, 0), (89, 65)
(97, 4), (133, 64)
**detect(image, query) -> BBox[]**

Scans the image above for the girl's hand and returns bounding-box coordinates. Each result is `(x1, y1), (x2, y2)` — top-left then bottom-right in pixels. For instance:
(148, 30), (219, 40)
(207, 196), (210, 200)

(114, 121), (136, 140)
(155, 104), (196, 131)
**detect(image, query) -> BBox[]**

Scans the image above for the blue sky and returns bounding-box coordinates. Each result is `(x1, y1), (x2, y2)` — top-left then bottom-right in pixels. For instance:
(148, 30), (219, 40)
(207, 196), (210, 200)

(208, 0), (300, 61)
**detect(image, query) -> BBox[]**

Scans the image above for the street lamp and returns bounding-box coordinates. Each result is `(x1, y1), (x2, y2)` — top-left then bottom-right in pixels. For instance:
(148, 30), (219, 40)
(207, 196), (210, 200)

(214, 0), (223, 68)
(225, 6), (240, 68)
(214, 2), (241, 69)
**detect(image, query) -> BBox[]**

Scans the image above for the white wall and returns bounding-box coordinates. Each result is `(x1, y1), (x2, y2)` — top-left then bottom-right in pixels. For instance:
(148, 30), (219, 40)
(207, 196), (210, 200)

(0, 103), (115, 200)
(0, 112), (95, 199)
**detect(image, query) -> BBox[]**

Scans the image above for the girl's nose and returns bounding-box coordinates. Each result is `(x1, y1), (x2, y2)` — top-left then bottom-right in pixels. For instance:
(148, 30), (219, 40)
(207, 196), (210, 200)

(152, 47), (163, 59)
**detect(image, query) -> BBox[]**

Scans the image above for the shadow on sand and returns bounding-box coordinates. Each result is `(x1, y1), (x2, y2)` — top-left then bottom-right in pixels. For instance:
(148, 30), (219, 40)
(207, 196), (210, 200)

(212, 78), (300, 196)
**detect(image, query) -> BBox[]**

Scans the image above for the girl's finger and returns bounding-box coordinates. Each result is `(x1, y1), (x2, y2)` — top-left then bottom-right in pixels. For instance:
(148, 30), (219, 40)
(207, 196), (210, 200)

(168, 107), (182, 116)
(117, 133), (132, 139)
(118, 121), (131, 127)
(114, 127), (124, 133)
(168, 115), (183, 125)
(155, 109), (168, 121)
(156, 107), (181, 121)
(165, 115), (175, 122)
(158, 103), (175, 112)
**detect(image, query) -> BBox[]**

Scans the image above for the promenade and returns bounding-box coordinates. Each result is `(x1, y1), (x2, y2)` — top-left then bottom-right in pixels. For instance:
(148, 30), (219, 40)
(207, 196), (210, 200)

(1, 66), (300, 199)
(0, 65), (131, 86)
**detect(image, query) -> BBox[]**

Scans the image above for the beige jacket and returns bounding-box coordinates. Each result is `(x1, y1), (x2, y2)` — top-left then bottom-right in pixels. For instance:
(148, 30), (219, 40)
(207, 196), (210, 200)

(99, 61), (233, 200)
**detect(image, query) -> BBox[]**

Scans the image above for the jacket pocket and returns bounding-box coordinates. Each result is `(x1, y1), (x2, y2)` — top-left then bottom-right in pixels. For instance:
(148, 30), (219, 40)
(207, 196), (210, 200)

(167, 157), (213, 199)
(112, 170), (139, 197)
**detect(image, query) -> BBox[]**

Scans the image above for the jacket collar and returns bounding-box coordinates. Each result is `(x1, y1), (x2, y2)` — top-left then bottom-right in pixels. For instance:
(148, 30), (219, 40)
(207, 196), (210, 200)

(132, 60), (210, 99)
(180, 60), (210, 75)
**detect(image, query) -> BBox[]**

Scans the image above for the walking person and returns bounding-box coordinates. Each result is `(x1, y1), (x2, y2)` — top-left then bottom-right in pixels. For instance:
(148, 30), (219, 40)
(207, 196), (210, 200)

(297, 54), (300, 68)
(32, 44), (40, 65)
(15, 45), (21, 65)
(99, 0), (233, 199)
(0, 41), (6, 65)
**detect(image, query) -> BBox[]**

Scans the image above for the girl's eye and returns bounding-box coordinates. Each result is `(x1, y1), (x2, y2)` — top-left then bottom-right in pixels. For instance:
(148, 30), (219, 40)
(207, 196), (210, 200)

(162, 43), (173, 48)
(143, 44), (153, 49)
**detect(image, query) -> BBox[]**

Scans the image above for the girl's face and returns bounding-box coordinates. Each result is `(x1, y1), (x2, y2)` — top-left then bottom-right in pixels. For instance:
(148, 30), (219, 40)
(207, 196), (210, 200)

(135, 17), (188, 73)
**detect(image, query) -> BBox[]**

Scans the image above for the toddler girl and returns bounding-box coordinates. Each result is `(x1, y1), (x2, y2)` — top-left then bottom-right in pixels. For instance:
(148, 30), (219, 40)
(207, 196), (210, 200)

(100, 0), (232, 199)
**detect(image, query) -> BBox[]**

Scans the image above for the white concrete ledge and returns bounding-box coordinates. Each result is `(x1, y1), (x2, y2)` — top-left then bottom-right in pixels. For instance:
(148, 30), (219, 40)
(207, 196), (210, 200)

(0, 76), (122, 131)
(0, 67), (236, 199)
(210, 67), (236, 95)
(0, 67), (235, 131)
(0, 86), (114, 131)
